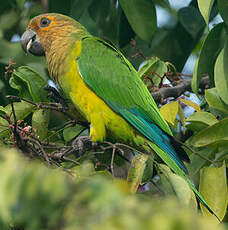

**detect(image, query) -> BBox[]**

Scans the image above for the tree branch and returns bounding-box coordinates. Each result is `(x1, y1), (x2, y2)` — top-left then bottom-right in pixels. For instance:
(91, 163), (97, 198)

(151, 76), (209, 103)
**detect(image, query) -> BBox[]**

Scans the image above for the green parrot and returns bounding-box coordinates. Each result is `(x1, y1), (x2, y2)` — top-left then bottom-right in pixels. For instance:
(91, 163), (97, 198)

(21, 13), (217, 218)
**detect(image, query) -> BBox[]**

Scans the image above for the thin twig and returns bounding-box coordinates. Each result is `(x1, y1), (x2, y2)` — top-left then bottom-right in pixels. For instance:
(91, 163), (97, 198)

(110, 145), (116, 175)
(6, 95), (89, 127)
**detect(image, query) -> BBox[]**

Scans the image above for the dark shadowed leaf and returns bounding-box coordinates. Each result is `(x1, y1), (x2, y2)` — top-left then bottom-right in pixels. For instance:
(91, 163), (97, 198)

(0, 0), (16, 15)
(119, 11), (135, 48)
(119, 0), (156, 43)
(88, 0), (121, 43)
(48, 0), (71, 15)
(88, 0), (110, 24)
(63, 125), (86, 142)
(217, 0), (228, 26)
(179, 6), (205, 39)
(152, 0), (170, 9)
(192, 23), (226, 93)
(70, 0), (93, 20)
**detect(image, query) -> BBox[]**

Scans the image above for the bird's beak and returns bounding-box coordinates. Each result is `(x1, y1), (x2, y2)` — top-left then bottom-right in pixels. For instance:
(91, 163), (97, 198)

(21, 29), (45, 56)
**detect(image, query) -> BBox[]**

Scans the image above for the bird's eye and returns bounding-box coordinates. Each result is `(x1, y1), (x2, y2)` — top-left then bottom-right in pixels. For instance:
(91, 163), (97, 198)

(40, 17), (51, 28)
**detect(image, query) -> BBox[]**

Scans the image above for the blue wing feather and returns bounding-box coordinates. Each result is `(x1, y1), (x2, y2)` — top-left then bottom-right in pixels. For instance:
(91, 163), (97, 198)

(119, 108), (188, 174)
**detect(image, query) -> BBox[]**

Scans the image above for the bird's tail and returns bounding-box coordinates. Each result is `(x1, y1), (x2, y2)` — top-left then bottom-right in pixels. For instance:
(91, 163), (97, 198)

(147, 141), (220, 221)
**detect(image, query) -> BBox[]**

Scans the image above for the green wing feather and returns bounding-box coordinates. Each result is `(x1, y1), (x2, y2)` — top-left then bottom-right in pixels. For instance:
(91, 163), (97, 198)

(77, 37), (171, 133)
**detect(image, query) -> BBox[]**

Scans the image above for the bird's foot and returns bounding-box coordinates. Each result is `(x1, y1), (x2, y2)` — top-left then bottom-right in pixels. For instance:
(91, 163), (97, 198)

(71, 135), (93, 156)
(44, 85), (69, 110)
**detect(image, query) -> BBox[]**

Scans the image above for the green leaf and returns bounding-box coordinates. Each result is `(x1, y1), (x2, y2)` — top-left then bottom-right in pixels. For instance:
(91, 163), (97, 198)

(16, 0), (27, 10)
(0, 106), (7, 115)
(138, 58), (157, 78)
(178, 6), (205, 39)
(205, 88), (228, 114)
(198, 0), (215, 24)
(88, 0), (110, 24)
(89, 0), (121, 44)
(138, 57), (168, 86)
(119, 11), (135, 48)
(179, 98), (200, 112)
(186, 111), (218, 132)
(187, 146), (217, 176)
(189, 117), (228, 147)
(32, 109), (50, 140)
(192, 23), (226, 93)
(158, 164), (198, 209)
(0, 148), (69, 229)
(178, 104), (186, 129)
(152, 0), (170, 9)
(0, 1), (15, 15)
(0, 148), (225, 229)
(119, 0), (157, 43)
(48, 0), (71, 15)
(0, 102), (34, 138)
(0, 106), (9, 138)
(70, 0), (93, 19)
(5, 101), (35, 122)
(0, 10), (19, 31)
(127, 154), (148, 193)
(63, 125), (86, 142)
(160, 101), (179, 126)
(199, 162), (227, 221)
(215, 41), (228, 106)
(10, 66), (48, 102)
(217, 0), (228, 26)
(186, 111), (218, 126)
(165, 62), (176, 73)
(141, 155), (154, 183)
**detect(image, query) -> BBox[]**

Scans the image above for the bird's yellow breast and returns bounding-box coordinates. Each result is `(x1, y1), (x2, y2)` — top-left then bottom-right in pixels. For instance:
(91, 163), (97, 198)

(58, 41), (145, 146)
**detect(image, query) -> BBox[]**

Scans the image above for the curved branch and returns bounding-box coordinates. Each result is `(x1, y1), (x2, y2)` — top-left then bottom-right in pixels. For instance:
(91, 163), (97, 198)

(151, 76), (210, 103)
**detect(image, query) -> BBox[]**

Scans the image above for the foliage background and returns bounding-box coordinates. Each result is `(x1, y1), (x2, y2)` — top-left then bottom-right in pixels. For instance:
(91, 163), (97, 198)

(0, 0), (227, 229)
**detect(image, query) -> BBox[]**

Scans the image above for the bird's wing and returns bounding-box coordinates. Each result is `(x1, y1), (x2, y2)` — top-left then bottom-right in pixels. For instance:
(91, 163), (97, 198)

(77, 37), (187, 173)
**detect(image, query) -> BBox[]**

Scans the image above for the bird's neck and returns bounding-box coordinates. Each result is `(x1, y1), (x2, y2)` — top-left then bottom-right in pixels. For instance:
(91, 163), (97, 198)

(45, 37), (72, 82)
(45, 30), (89, 83)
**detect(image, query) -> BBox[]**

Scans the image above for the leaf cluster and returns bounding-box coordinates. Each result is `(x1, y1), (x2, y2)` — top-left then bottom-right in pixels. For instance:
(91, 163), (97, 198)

(0, 148), (226, 230)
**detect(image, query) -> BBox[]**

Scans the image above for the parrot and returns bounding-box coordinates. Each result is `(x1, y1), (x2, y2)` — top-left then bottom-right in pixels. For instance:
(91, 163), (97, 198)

(21, 13), (217, 218)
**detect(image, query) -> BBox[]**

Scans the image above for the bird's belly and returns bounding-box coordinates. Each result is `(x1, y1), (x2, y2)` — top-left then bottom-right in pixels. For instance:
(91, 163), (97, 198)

(59, 61), (145, 146)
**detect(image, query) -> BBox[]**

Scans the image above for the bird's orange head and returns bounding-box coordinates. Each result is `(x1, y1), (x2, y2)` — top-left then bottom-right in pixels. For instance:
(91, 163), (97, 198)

(21, 13), (87, 56)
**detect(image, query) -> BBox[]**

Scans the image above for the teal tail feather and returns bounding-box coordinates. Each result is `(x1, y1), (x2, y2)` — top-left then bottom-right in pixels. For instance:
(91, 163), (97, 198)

(147, 142), (220, 221)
